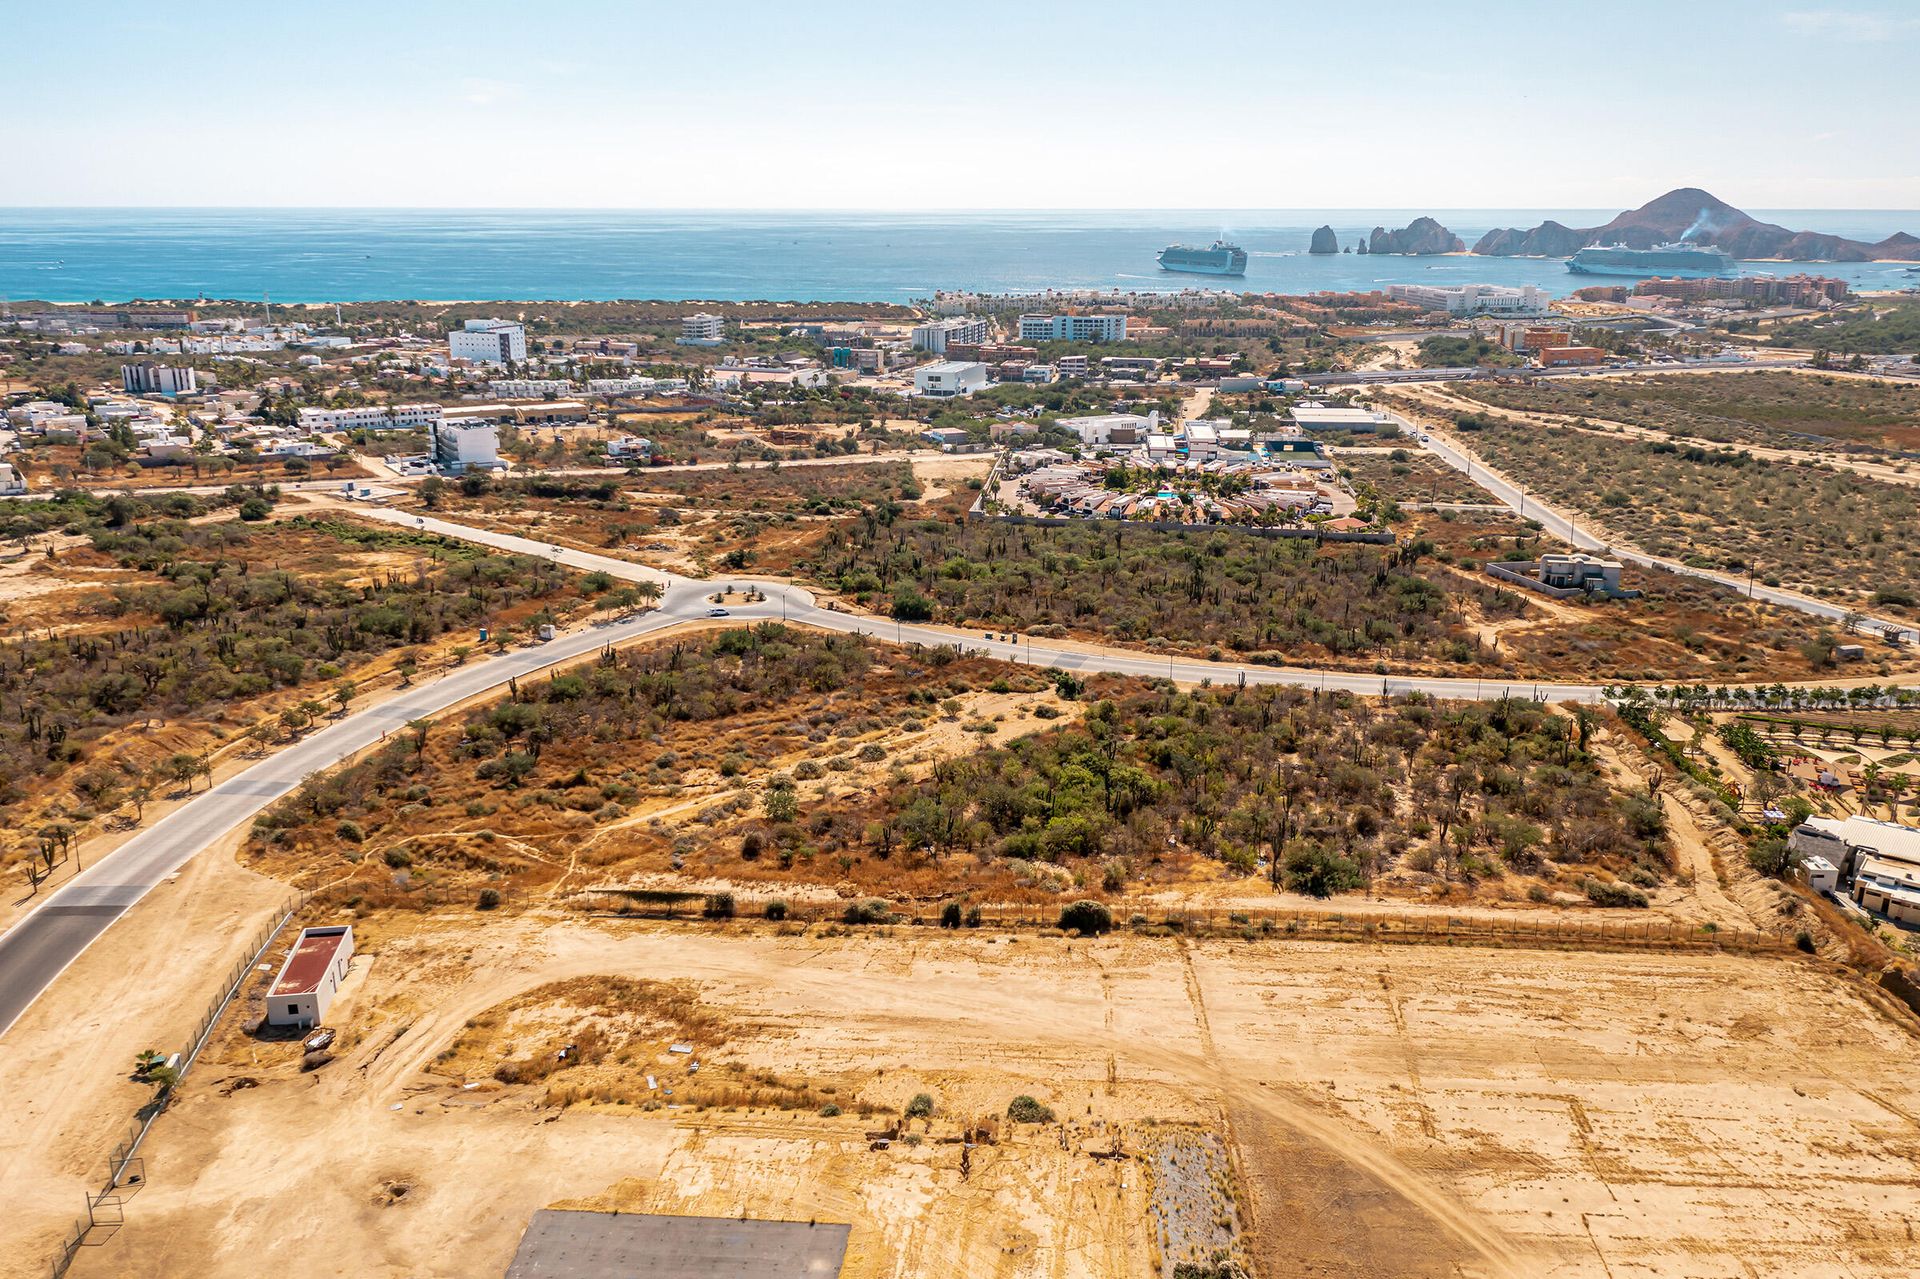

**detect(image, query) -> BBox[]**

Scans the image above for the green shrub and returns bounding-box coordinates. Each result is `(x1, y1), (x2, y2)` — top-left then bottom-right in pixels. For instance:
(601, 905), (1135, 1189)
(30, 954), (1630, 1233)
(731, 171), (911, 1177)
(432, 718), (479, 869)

(764, 899), (790, 921)
(905, 1092), (934, 1119)
(1006, 1095), (1054, 1123)
(1057, 900), (1113, 935)
(703, 892), (736, 920)
(477, 887), (501, 910)
(1583, 878), (1648, 908)
(336, 820), (365, 844)
(844, 898), (894, 925)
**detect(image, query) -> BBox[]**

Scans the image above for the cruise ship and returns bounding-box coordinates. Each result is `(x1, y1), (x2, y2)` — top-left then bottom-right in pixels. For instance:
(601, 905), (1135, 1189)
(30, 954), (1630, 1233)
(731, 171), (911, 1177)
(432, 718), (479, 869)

(1567, 242), (1736, 278)
(1158, 241), (1248, 276)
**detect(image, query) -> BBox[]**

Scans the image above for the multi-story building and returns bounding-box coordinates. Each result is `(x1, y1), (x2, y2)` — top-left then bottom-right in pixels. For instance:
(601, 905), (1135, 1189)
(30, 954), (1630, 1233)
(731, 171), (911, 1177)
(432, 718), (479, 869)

(1385, 283), (1550, 316)
(120, 363), (199, 396)
(1634, 274), (1851, 307)
(911, 361), (989, 398)
(1537, 345), (1605, 368)
(296, 402), (445, 432)
(487, 379), (576, 398)
(910, 316), (991, 354)
(448, 319), (527, 365)
(431, 420), (501, 473)
(677, 313), (725, 345)
(1017, 313), (1128, 343)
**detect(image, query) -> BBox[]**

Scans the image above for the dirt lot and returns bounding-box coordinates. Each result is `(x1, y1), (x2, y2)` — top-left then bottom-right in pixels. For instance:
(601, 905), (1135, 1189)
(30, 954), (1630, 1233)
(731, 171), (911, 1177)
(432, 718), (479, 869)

(61, 922), (1920, 1279)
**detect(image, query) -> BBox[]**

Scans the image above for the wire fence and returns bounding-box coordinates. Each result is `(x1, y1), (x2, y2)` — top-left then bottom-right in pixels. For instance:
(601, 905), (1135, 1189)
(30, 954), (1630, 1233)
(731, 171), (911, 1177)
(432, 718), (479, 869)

(46, 890), (310, 1278)
(587, 891), (1789, 956)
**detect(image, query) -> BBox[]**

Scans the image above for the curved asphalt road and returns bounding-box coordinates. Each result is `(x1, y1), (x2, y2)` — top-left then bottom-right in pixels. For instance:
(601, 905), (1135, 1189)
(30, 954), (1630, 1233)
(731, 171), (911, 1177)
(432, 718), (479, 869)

(0, 508), (1606, 1040)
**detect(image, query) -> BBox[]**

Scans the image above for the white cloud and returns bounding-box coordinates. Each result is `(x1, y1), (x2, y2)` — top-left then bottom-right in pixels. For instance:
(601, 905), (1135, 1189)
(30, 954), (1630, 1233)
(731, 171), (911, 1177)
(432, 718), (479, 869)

(1781, 9), (1920, 40)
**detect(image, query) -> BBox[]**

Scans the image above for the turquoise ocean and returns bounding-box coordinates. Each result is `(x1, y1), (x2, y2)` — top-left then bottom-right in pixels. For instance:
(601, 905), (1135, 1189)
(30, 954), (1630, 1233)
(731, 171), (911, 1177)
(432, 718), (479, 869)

(1, 208), (1916, 304)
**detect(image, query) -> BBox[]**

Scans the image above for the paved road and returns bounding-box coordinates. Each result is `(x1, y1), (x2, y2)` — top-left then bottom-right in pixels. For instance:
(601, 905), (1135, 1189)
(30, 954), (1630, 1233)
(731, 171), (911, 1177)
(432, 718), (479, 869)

(0, 508), (1614, 1039)
(1401, 413), (1920, 645)
(0, 589), (725, 1039)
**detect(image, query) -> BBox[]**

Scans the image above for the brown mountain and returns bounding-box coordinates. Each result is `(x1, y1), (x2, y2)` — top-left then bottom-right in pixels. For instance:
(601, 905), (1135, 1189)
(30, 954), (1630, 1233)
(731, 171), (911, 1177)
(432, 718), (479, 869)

(1367, 217), (1465, 255)
(1471, 188), (1920, 261)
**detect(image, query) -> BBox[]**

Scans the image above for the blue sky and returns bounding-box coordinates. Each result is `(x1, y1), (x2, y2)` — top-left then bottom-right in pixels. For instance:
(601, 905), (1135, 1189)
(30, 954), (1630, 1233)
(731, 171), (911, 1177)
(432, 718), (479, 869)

(6, 0), (1917, 208)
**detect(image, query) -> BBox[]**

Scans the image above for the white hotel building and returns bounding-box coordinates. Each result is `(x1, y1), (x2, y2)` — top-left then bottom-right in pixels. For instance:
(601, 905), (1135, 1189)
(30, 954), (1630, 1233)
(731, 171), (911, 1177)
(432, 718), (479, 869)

(1384, 283), (1550, 317)
(1018, 313), (1128, 343)
(448, 319), (528, 365)
(911, 316), (991, 354)
(678, 313), (726, 345)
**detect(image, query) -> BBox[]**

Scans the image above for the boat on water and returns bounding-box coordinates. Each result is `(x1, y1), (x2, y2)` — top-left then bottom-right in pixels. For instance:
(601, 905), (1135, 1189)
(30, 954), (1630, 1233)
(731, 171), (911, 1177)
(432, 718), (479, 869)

(1567, 242), (1736, 278)
(1158, 241), (1247, 277)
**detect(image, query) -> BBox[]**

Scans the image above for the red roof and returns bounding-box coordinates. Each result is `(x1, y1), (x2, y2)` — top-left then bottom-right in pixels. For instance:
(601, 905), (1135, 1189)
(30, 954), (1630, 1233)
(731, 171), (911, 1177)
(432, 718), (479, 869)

(272, 927), (350, 997)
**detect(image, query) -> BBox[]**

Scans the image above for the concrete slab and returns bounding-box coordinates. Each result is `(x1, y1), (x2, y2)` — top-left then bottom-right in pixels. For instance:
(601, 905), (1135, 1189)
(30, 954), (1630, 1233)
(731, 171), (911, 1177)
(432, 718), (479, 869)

(503, 1210), (850, 1278)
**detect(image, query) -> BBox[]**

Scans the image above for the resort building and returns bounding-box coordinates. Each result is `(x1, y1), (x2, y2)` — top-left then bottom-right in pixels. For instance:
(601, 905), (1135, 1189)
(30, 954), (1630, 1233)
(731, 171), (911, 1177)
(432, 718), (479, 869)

(1017, 313), (1128, 343)
(448, 319), (527, 365)
(1384, 283), (1550, 317)
(910, 316), (991, 354)
(677, 313), (725, 346)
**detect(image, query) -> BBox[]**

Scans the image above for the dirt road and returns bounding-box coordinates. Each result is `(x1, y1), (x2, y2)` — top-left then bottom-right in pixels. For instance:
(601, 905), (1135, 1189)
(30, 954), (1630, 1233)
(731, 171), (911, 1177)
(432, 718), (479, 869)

(45, 922), (1920, 1279)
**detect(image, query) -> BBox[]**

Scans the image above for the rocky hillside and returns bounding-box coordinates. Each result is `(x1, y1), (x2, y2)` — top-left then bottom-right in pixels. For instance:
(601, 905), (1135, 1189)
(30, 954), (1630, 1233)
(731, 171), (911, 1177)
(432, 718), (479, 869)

(1366, 217), (1464, 255)
(1472, 188), (1920, 261)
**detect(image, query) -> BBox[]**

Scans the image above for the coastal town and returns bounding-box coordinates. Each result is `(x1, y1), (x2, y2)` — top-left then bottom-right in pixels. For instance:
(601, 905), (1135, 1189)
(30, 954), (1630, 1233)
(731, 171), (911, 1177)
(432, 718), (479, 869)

(6, 2), (1920, 1271)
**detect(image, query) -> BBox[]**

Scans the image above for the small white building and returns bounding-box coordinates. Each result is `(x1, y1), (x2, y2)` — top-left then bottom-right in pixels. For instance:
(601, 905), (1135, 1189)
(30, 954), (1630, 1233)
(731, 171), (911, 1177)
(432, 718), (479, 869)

(265, 925), (355, 1028)
(913, 361), (989, 398)
(1290, 405), (1390, 432)
(1800, 855), (1840, 894)
(606, 435), (652, 461)
(910, 316), (990, 354)
(0, 462), (26, 495)
(448, 319), (527, 365)
(677, 313), (725, 346)
(1056, 412), (1159, 448)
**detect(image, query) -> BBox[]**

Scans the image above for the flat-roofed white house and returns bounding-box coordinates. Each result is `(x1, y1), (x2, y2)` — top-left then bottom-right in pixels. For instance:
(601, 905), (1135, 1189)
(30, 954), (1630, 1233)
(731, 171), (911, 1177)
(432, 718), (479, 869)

(1289, 405), (1390, 432)
(912, 361), (988, 399)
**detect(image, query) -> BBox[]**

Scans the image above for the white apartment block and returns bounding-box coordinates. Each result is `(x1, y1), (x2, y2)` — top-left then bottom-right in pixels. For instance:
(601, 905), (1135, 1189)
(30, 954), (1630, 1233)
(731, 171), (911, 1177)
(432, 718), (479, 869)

(1017, 313), (1128, 343)
(487, 379), (576, 398)
(432, 420), (501, 473)
(1384, 283), (1549, 317)
(296, 402), (445, 432)
(678, 313), (726, 345)
(120, 363), (199, 396)
(911, 316), (990, 354)
(448, 319), (528, 365)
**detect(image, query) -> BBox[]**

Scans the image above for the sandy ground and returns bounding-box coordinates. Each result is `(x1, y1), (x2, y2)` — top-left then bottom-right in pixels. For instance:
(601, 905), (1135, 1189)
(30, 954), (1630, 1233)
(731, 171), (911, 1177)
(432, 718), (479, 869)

(0, 834), (291, 1275)
(41, 921), (1920, 1279)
